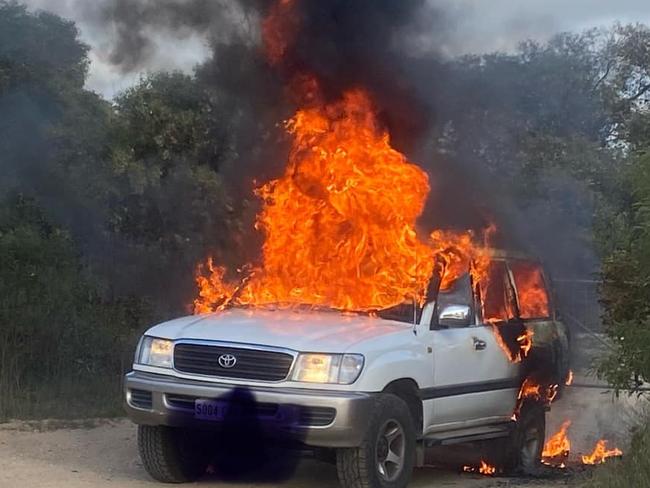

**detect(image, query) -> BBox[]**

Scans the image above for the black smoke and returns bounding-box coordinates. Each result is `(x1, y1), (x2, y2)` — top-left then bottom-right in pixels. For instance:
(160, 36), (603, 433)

(81, 0), (244, 72)
(76, 0), (603, 282)
(86, 0), (448, 151)
(261, 0), (448, 153)
(90, 1), (597, 255)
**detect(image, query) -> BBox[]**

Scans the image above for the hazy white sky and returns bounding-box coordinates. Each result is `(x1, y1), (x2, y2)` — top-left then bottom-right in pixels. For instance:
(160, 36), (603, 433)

(434, 0), (650, 55)
(23, 0), (650, 99)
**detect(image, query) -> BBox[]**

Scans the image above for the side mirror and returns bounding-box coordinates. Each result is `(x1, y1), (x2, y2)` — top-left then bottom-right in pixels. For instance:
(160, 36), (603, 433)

(437, 304), (472, 328)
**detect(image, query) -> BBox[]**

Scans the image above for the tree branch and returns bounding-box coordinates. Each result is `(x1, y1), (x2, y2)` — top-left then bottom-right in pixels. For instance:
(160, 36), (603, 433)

(592, 59), (614, 92)
(627, 82), (650, 102)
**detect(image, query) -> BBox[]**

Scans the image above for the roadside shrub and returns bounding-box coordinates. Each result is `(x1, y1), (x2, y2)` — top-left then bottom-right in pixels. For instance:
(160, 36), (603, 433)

(0, 197), (150, 420)
(599, 152), (650, 392)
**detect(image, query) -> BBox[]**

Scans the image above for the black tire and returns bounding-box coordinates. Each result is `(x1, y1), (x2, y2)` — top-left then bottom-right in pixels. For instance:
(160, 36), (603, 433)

(137, 425), (210, 483)
(336, 394), (416, 488)
(503, 403), (545, 475)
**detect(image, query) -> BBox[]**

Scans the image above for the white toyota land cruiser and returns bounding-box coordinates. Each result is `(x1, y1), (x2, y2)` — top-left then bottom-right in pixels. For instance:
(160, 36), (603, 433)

(125, 250), (569, 487)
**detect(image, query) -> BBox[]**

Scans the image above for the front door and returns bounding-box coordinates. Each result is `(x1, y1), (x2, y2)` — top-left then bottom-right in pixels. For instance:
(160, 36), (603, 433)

(422, 263), (521, 433)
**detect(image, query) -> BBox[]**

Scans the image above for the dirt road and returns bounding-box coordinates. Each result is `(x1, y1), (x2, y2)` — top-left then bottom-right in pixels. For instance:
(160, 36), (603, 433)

(0, 416), (557, 488)
(0, 370), (640, 488)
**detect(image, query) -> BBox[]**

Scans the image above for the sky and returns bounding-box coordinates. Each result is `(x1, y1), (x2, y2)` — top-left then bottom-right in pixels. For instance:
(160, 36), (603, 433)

(22, 0), (650, 99)
(435, 0), (650, 55)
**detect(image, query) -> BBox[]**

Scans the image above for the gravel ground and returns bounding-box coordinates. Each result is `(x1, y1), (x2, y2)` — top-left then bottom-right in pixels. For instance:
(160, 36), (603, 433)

(0, 416), (558, 488)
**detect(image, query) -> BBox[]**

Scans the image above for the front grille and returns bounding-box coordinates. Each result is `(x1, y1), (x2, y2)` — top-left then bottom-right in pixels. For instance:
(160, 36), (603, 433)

(174, 343), (294, 381)
(165, 394), (195, 411)
(299, 406), (336, 426)
(129, 389), (153, 409)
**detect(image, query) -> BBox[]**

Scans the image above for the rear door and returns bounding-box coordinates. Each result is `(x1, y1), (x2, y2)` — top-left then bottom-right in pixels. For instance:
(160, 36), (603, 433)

(422, 263), (520, 433)
(507, 259), (567, 382)
(507, 259), (551, 322)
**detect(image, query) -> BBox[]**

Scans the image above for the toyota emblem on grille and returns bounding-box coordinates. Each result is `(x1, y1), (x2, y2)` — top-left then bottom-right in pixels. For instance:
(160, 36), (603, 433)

(218, 353), (237, 369)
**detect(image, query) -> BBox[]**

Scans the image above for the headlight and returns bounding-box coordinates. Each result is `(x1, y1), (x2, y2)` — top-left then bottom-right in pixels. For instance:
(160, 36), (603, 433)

(291, 353), (364, 384)
(136, 336), (173, 368)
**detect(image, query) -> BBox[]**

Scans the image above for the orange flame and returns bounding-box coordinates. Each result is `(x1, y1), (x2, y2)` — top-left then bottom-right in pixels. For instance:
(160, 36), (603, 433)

(513, 377), (559, 420)
(193, 259), (236, 314)
(193, 89), (491, 313)
(193, 0), (494, 314)
(518, 377), (542, 401)
(193, 0), (509, 353)
(541, 421), (622, 467)
(479, 460), (496, 475)
(517, 329), (534, 358)
(511, 261), (550, 319)
(463, 460), (497, 476)
(433, 224), (494, 291)
(581, 440), (622, 465)
(489, 327), (533, 365)
(542, 420), (572, 463)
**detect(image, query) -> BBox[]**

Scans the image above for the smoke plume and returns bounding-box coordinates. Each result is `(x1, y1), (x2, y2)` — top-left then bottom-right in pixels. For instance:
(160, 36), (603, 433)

(16, 0), (608, 293)
(75, 0), (603, 275)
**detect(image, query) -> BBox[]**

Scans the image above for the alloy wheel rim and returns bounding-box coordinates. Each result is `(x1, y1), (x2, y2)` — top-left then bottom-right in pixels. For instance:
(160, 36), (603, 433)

(376, 419), (405, 482)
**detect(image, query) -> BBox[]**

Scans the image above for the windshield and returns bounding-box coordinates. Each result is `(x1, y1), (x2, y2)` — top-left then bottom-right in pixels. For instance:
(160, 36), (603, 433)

(220, 256), (453, 325)
(224, 258), (449, 325)
(227, 300), (419, 323)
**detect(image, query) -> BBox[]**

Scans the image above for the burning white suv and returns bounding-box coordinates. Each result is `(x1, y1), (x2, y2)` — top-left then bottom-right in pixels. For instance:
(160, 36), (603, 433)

(125, 251), (569, 488)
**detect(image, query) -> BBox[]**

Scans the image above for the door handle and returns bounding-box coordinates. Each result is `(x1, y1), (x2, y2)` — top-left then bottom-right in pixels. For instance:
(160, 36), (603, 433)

(472, 337), (487, 351)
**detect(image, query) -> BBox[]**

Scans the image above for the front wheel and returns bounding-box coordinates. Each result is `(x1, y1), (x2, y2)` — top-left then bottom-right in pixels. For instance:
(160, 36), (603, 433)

(336, 394), (416, 488)
(137, 425), (210, 483)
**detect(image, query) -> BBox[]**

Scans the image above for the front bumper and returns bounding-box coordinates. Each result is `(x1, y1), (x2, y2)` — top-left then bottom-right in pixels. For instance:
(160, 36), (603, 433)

(124, 371), (375, 447)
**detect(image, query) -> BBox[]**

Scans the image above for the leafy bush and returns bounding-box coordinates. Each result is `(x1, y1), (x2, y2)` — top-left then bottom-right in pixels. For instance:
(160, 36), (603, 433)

(0, 197), (150, 419)
(599, 152), (650, 391)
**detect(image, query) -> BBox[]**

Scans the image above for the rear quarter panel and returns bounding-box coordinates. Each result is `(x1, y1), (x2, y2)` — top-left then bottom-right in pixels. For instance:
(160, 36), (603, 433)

(526, 318), (570, 383)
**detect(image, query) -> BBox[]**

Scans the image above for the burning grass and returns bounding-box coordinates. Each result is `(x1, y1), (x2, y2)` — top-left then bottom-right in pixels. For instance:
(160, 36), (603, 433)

(581, 440), (623, 465)
(587, 417), (650, 488)
(542, 420), (572, 467)
(542, 420), (622, 470)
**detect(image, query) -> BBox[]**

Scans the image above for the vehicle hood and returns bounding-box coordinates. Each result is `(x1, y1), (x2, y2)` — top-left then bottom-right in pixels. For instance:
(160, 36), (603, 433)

(146, 308), (411, 353)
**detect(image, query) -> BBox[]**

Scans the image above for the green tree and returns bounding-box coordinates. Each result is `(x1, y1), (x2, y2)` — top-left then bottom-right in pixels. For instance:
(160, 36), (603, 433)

(0, 196), (148, 419)
(599, 151), (650, 391)
(108, 72), (239, 310)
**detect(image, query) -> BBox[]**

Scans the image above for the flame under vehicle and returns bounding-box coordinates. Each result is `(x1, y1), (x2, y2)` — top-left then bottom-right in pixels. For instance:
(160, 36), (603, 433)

(125, 251), (569, 487)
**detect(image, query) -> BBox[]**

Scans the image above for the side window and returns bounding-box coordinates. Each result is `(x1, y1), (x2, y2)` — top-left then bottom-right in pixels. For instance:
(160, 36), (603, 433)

(436, 273), (473, 327)
(478, 260), (517, 323)
(509, 260), (550, 320)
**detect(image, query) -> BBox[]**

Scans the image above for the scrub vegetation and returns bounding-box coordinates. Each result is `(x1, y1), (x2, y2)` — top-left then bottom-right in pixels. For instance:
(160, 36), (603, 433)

(587, 420), (650, 487)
